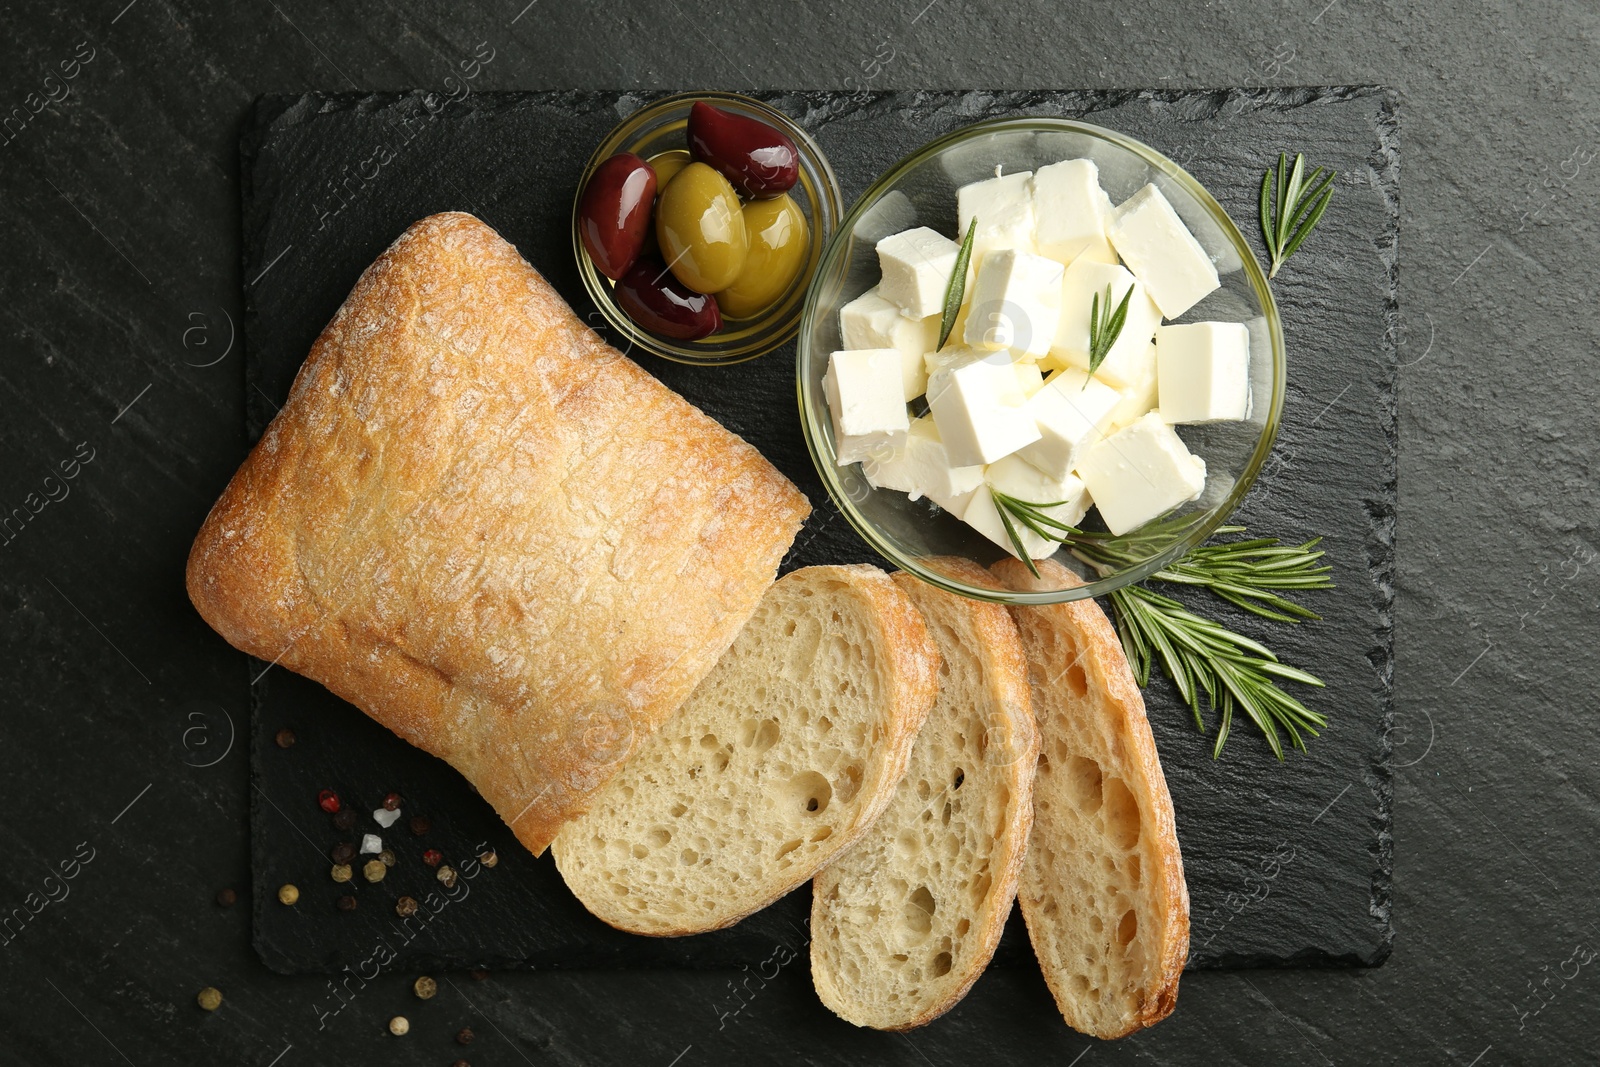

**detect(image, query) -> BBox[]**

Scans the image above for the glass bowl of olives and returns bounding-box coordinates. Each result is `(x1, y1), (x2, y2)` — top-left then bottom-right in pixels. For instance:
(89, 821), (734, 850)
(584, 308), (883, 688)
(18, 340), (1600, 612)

(573, 92), (843, 366)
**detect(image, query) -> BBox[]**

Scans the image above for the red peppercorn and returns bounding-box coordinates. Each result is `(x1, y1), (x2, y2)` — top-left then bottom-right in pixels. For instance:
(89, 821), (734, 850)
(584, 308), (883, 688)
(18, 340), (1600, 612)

(422, 849), (444, 868)
(317, 789), (341, 814)
(382, 792), (402, 811)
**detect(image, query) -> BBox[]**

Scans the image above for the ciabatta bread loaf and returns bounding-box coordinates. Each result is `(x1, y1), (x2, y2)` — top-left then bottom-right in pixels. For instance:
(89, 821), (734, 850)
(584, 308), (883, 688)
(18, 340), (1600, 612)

(552, 564), (940, 936)
(992, 558), (1189, 1039)
(186, 212), (809, 856)
(811, 560), (1038, 1030)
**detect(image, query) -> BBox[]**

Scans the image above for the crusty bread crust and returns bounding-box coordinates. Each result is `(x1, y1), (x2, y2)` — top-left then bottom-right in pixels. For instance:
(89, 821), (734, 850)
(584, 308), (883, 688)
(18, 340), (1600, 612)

(992, 559), (1189, 1039)
(811, 559), (1038, 1030)
(552, 564), (940, 936)
(185, 212), (809, 855)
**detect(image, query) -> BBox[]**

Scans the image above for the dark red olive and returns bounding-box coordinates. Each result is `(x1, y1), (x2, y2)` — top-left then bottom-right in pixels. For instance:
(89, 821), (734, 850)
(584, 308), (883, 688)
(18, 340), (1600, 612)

(579, 152), (657, 280)
(614, 256), (723, 340)
(687, 101), (799, 199)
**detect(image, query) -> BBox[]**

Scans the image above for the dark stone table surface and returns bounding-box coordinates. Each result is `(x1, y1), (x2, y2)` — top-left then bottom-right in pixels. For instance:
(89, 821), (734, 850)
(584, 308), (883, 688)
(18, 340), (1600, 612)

(1, 2), (1594, 1065)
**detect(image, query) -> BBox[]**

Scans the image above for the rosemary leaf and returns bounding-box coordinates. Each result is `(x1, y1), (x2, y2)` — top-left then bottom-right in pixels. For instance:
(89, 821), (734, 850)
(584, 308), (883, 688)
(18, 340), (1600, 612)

(1260, 151), (1336, 279)
(937, 218), (977, 351)
(1075, 526), (1334, 757)
(1085, 283), (1134, 381)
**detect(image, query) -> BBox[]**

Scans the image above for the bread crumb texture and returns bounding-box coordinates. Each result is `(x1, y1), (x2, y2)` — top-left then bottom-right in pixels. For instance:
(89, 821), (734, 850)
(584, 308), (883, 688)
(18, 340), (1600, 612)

(811, 563), (1037, 1030)
(993, 558), (1188, 1040)
(553, 565), (938, 936)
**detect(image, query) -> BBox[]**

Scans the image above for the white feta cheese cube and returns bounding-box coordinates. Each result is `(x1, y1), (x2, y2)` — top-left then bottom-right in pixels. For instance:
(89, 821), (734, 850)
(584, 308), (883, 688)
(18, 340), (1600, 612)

(862, 416), (985, 504)
(1049, 258), (1162, 388)
(1012, 360), (1045, 399)
(1072, 242), (1122, 267)
(1015, 367), (1123, 480)
(876, 227), (960, 320)
(961, 249), (1063, 358)
(839, 286), (940, 400)
(1032, 158), (1116, 266)
(962, 455), (1091, 561)
(1106, 343), (1160, 430)
(925, 350), (1040, 466)
(1107, 184), (1220, 318)
(926, 346), (1037, 407)
(1155, 321), (1251, 423)
(823, 352), (909, 466)
(957, 170), (1036, 266)
(1076, 412), (1207, 535)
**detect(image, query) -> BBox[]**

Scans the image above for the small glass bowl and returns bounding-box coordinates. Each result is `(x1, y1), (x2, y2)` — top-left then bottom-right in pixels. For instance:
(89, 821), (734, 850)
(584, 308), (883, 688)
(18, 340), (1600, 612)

(797, 118), (1285, 605)
(573, 92), (843, 366)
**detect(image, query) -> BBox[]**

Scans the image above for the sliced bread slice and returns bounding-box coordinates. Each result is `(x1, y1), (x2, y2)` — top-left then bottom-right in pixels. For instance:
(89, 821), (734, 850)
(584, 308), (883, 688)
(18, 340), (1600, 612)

(811, 559), (1039, 1030)
(992, 557), (1189, 1039)
(551, 564), (941, 936)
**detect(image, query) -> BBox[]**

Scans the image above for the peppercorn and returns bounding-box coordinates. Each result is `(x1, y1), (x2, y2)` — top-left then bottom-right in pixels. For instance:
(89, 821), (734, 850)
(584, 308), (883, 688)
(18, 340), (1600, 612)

(470, 969), (488, 981)
(478, 849), (498, 868)
(388, 1015), (410, 1036)
(382, 792), (402, 811)
(332, 808), (357, 831)
(413, 975), (437, 1000)
(336, 894), (357, 912)
(274, 728), (295, 748)
(378, 849), (397, 867)
(277, 884), (299, 905)
(330, 863), (353, 883)
(196, 987), (223, 1011)
(423, 848), (444, 868)
(330, 842), (357, 865)
(436, 865), (459, 888)
(362, 859), (387, 883)
(215, 887), (237, 907)
(452, 1061), (470, 1067)
(408, 815), (431, 836)
(395, 896), (419, 917)
(456, 1027), (475, 1045)
(317, 789), (341, 814)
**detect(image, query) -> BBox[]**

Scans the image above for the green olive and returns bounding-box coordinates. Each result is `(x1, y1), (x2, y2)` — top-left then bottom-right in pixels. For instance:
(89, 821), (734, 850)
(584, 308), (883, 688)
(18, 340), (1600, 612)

(655, 162), (747, 294)
(715, 194), (809, 320)
(647, 149), (692, 190)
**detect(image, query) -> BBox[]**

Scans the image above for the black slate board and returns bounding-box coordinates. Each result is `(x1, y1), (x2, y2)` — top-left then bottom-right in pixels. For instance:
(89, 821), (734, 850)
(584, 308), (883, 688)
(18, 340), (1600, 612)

(240, 88), (1396, 975)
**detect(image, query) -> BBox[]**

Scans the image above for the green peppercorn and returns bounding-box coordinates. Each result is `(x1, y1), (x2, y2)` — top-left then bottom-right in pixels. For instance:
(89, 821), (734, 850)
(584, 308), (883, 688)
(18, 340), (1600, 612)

(436, 865), (458, 888)
(388, 1015), (410, 1036)
(395, 896), (419, 917)
(413, 976), (437, 1000)
(363, 859), (387, 883)
(378, 849), (397, 867)
(330, 864), (353, 883)
(196, 987), (223, 1011)
(277, 884), (299, 905)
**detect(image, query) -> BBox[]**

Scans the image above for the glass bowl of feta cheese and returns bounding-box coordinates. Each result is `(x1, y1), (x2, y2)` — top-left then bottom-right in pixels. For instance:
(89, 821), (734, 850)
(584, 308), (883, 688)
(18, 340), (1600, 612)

(796, 117), (1285, 604)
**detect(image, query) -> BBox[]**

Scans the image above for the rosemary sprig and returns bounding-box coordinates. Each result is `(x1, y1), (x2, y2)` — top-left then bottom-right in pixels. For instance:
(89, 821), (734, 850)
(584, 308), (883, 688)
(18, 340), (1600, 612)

(936, 218), (977, 351)
(990, 488), (1082, 577)
(1072, 527), (1334, 758)
(1259, 151), (1336, 278)
(1085, 283), (1134, 380)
